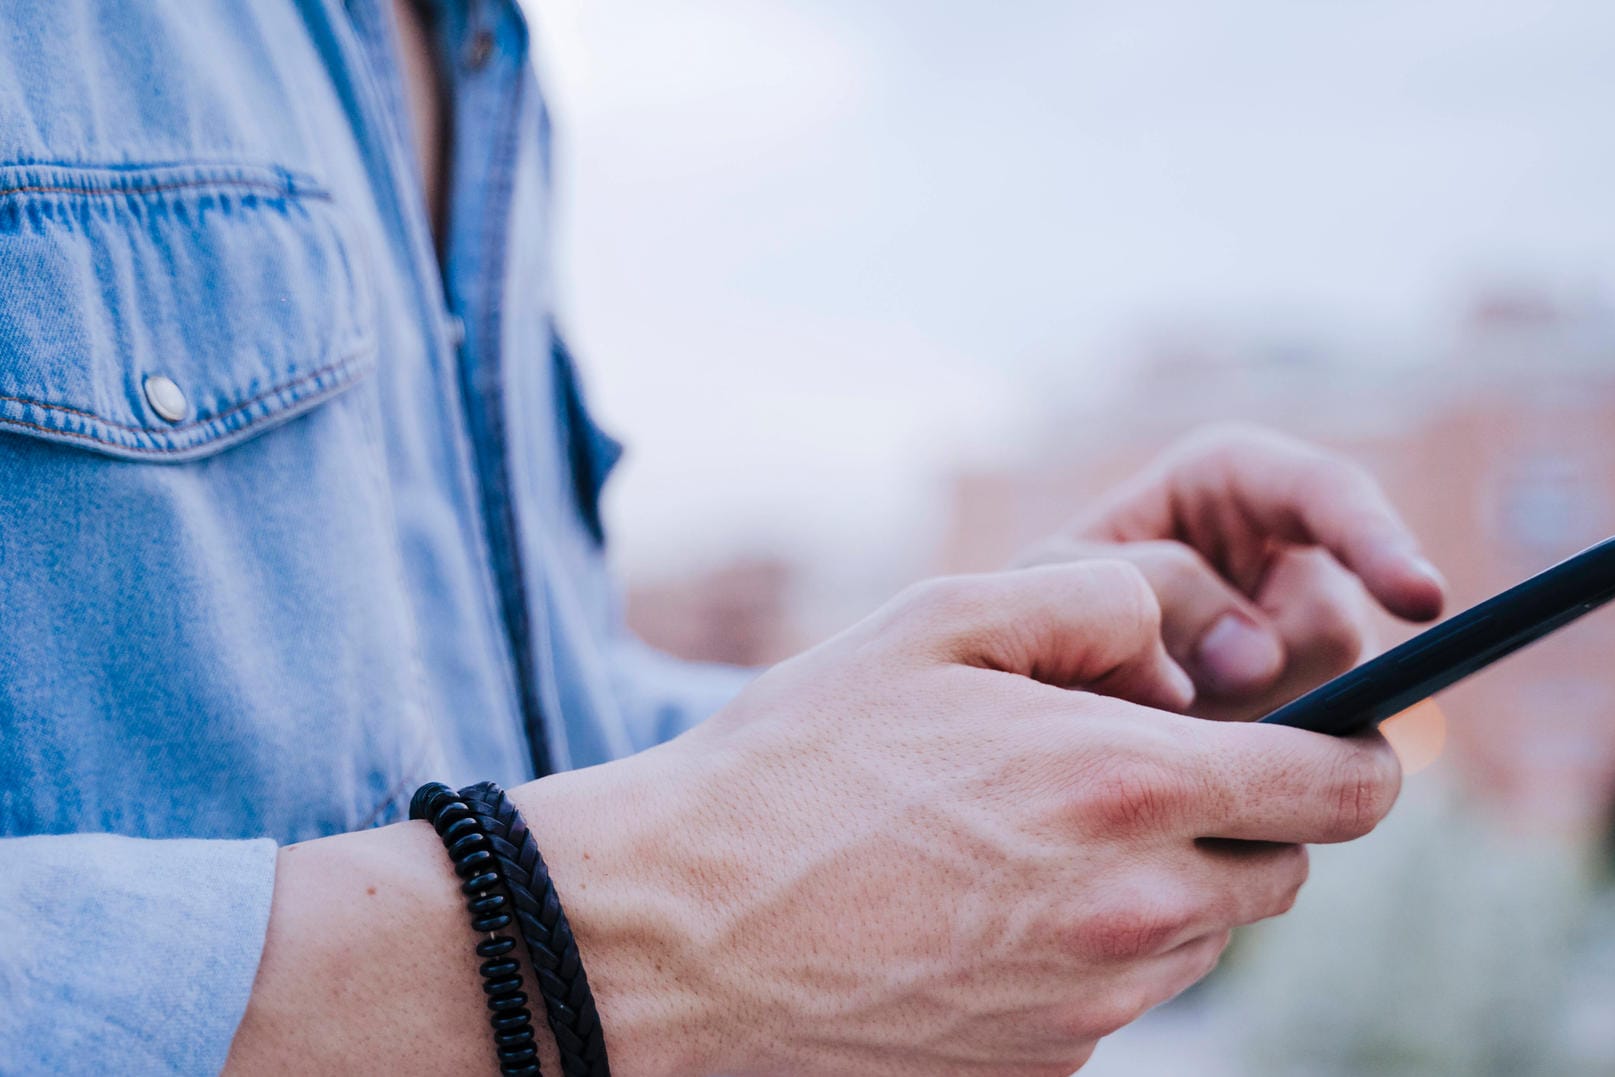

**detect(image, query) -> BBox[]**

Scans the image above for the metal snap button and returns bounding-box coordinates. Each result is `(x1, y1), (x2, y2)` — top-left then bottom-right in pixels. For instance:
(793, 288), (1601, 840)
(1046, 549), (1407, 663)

(143, 374), (189, 423)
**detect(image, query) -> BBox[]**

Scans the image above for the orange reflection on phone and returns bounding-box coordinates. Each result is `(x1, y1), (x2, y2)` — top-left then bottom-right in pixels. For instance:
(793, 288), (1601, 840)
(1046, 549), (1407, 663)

(1381, 698), (1447, 775)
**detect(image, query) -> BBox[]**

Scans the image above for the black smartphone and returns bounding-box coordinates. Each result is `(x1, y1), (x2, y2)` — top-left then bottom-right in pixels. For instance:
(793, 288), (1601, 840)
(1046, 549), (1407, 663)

(1259, 535), (1615, 736)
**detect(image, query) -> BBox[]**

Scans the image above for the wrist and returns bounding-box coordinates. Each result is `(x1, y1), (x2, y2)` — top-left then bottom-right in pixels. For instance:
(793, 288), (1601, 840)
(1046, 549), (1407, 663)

(509, 741), (744, 1077)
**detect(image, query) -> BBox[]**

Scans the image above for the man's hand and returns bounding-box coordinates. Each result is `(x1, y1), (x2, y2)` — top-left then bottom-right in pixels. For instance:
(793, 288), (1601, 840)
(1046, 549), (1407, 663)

(228, 561), (1401, 1077)
(520, 562), (1402, 1077)
(1020, 424), (1447, 721)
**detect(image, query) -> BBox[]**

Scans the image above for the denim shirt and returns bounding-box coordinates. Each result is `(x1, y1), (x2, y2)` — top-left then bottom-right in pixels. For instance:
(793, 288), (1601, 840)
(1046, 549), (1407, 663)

(0, 2), (747, 1071)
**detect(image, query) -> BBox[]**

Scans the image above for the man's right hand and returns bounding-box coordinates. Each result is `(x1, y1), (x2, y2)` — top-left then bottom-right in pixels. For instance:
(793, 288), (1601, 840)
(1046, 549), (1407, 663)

(521, 560), (1402, 1077)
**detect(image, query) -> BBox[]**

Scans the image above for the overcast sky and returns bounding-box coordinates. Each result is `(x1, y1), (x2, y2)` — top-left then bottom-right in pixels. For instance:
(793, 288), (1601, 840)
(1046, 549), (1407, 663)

(531, 0), (1615, 579)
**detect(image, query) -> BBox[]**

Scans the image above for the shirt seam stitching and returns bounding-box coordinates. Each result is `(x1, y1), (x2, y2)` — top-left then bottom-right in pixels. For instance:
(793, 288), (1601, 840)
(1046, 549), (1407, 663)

(0, 179), (331, 201)
(0, 339), (374, 435)
(0, 346), (373, 453)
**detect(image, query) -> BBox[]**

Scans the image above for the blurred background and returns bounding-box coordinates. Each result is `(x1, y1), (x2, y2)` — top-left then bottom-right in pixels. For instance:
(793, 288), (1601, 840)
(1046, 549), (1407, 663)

(531, 1), (1615, 1072)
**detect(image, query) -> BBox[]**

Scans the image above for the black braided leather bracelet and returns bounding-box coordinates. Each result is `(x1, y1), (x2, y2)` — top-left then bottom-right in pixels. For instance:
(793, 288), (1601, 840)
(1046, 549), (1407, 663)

(411, 782), (544, 1077)
(459, 780), (612, 1077)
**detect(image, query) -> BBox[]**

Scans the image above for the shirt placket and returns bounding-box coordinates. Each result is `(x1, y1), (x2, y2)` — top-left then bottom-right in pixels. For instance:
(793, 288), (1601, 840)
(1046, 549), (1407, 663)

(341, 0), (553, 776)
(431, 0), (561, 778)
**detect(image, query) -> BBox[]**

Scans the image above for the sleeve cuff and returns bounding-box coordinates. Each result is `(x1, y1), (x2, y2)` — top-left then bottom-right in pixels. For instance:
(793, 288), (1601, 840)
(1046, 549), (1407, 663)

(0, 832), (278, 1075)
(612, 636), (758, 750)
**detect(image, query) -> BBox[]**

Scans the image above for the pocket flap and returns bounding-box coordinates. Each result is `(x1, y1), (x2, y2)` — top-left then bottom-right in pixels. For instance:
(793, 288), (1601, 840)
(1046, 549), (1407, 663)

(0, 162), (374, 461)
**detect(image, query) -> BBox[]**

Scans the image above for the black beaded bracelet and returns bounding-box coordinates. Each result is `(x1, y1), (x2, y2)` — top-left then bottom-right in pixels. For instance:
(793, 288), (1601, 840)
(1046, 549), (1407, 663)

(458, 781), (611, 1077)
(411, 782), (544, 1077)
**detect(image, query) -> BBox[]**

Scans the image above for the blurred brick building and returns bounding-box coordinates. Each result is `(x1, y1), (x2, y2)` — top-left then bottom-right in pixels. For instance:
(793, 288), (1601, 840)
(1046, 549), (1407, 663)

(626, 555), (800, 667)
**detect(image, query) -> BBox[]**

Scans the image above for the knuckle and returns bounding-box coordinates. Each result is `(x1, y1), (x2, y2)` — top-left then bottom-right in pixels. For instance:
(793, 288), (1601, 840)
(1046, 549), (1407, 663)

(1333, 765), (1375, 838)
(1089, 556), (1157, 603)
(1095, 558), (1164, 639)
(1083, 984), (1154, 1038)
(1136, 541), (1211, 593)
(1302, 449), (1363, 493)
(1078, 759), (1187, 835)
(1190, 931), (1233, 984)
(1177, 420), (1268, 460)
(1265, 845), (1311, 917)
(1058, 559), (1163, 654)
(1282, 842), (1312, 897)
(893, 575), (978, 627)
(1064, 1045), (1098, 1074)
(1371, 742), (1405, 812)
(1167, 931), (1233, 997)
(1088, 898), (1195, 962)
(1329, 746), (1401, 838)
(1172, 421), (1300, 482)
(886, 579), (937, 627)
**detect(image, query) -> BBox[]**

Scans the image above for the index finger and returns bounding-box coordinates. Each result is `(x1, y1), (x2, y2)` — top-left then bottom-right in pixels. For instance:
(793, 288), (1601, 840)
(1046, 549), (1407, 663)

(1185, 428), (1446, 622)
(1188, 717), (1404, 844)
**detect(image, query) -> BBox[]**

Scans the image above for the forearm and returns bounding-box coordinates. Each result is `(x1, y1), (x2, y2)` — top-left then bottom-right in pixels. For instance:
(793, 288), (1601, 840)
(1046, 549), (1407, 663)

(223, 753), (726, 1077)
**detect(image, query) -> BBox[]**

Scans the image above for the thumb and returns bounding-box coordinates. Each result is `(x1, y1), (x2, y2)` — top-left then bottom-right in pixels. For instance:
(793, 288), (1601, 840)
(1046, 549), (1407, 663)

(1095, 540), (1286, 699)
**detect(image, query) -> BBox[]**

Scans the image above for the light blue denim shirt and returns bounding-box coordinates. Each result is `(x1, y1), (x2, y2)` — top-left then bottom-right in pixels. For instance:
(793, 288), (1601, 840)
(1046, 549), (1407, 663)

(0, 1), (748, 1071)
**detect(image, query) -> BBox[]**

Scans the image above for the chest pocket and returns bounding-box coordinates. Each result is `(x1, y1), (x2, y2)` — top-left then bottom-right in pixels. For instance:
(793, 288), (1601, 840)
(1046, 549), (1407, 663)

(0, 161), (374, 458)
(0, 160), (432, 843)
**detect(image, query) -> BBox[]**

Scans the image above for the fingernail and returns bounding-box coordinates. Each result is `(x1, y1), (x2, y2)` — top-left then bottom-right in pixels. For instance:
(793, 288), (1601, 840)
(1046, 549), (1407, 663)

(1409, 556), (1446, 589)
(1194, 613), (1284, 695)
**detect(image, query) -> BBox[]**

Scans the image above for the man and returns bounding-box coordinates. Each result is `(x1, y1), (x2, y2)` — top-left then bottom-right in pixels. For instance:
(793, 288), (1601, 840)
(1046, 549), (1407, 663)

(0, 2), (1445, 1073)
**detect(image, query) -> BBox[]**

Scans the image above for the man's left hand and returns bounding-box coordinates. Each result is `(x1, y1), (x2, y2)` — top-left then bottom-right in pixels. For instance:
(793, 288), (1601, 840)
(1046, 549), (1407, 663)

(1020, 424), (1447, 722)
